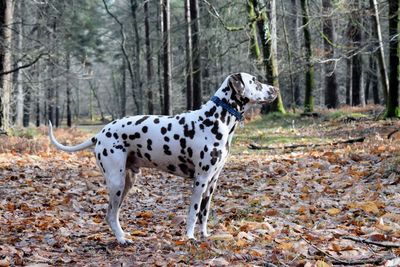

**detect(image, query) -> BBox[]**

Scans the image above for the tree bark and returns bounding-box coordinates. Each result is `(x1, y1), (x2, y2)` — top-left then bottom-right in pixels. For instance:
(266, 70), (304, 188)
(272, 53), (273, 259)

(251, 0), (285, 114)
(371, 0), (389, 102)
(0, 0), (14, 132)
(162, 0), (172, 115)
(130, 0), (143, 114)
(144, 1), (154, 114)
(66, 51), (72, 127)
(185, 0), (193, 110)
(350, 0), (364, 106)
(190, 0), (202, 109)
(15, 0), (24, 127)
(291, 0), (301, 106)
(157, 0), (164, 112)
(387, 0), (400, 117)
(322, 0), (339, 108)
(301, 0), (315, 112)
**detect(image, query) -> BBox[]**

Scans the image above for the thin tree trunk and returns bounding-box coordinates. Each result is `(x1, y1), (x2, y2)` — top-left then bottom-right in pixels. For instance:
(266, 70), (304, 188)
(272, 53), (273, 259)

(157, 0), (164, 112)
(387, 0), (400, 117)
(15, 0), (24, 127)
(120, 58), (127, 117)
(184, 0), (193, 110)
(350, 0), (363, 106)
(372, 58), (380, 104)
(144, 1), (154, 114)
(322, 0), (339, 108)
(66, 51), (72, 127)
(301, 0), (315, 112)
(370, 0), (389, 102)
(280, 0), (295, 108)
(291, 0), (301, 106)
(88, 80), (105, 121)
(0, 0), (14, 131)
(162, 0), (172, 115)
(130, 0), (143, 114)
(191, 0), (202, 109)
(345, 22), (352, 106)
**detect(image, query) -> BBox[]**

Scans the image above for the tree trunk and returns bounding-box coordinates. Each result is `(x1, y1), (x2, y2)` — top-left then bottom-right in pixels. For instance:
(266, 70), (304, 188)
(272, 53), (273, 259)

(66, 51), (72, 127)
(184, 0), (193, 110)
(345, 64), (352, 105)
(130, 0), (143, 114)
(190, 0), (202, 109)
(157, 0), (164, 112)
(88, 80), (105, 121)
(322, 0), (339, 108)
(370, 58), (380, 104)
(120, 58), (127, 117)
(15, 0), (24, 127)
(387, 0), (400, 117)
(162, 0), (172, 115)
(350, 0), (364, 106)
(301, 0), (315, 112)
(250, 0), (285, 114)
(291, 0), (301, 106)
(144, 1), (154, 114)
(280, 0), (295, 108)
(0, 0), (14, 132)
(370, 0), (389, 102)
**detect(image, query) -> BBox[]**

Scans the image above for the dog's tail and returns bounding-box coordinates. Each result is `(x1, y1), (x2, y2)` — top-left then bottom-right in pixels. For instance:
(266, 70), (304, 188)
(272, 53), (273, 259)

(48, 121), (96, 152)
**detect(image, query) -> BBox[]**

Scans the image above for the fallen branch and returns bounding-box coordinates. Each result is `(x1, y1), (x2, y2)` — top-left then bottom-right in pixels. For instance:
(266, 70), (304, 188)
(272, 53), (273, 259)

(301, 237), (395, 266)
(330, 255), (397, 266)
(249, 137), (365, 150)
(388, 129), (400, 139)
(343, 235), (400, 248)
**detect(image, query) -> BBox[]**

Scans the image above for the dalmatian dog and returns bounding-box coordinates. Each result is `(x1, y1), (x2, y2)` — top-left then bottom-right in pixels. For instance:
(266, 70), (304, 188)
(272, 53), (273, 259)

(49, 72), (278, 245)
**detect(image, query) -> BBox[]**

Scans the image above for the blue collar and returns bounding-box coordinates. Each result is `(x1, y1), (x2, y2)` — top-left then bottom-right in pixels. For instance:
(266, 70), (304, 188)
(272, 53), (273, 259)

(211, 96), (243, 121)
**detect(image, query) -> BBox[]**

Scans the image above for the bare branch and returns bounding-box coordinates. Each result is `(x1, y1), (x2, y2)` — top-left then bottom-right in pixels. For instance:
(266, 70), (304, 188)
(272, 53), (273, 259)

(202, 0), (245, 31)
(0, 53), (47, 76)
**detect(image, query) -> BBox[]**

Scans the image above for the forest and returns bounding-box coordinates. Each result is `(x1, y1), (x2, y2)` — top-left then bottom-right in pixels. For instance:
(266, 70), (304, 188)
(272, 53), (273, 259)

(0, 0), (400, 266)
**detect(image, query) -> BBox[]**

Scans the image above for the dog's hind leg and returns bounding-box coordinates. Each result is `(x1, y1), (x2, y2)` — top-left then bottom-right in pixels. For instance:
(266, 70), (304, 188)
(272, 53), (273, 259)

(97, 149), (131, 245)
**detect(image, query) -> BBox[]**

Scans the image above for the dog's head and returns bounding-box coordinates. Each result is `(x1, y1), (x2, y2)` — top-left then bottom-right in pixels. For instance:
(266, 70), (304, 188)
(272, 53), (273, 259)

(228, 73), (278, 104)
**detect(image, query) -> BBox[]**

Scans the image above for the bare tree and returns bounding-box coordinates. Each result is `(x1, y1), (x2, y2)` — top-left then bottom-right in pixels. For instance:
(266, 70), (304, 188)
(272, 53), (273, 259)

(144, 1), (154, 114)
(190, 0), (202, 109)
(185, 0), (193, 111)
(301, 0), (315, 112)
(387, 0), (400, 117)
(322, 0), (339, 108)
(370, 0), (389, 102)
(162, 0), (172, 115)
(0, 0), (14, 132)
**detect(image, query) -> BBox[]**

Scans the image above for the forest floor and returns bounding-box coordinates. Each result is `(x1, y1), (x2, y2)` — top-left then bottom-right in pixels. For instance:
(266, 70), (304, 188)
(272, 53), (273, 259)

(1, 106), (400, 266)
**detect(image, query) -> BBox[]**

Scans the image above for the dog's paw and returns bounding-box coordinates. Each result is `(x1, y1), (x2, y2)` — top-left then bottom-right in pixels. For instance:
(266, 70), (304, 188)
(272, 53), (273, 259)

(201, 232), (210, 238)
(117, 237), (134, 246)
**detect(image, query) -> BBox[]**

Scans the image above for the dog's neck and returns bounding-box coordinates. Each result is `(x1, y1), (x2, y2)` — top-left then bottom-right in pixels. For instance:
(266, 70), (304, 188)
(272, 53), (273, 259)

(213, 80), (248, 115)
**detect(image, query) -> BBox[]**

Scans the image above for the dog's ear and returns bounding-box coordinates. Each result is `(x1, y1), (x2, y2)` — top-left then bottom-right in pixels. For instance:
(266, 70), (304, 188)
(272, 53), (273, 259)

(228, 73), (244, 95)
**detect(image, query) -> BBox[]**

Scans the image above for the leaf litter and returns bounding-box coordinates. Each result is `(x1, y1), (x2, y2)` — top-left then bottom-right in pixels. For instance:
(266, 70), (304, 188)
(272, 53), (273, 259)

(0, 117), (399, 266)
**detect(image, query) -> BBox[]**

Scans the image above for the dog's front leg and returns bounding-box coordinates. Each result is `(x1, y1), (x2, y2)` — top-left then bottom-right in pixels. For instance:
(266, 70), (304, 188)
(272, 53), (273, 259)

(186, 174), (211, 239)
(199, 169), (222, 238)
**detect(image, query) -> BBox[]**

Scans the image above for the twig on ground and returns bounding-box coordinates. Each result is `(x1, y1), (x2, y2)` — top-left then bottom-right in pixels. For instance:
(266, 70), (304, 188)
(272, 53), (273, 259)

(330, 255), (397, 266)
(388, 129), (400, 139)
(342, 235), (400, 248)
(301, 237), (395, 265)
(249, 137), (365, 150)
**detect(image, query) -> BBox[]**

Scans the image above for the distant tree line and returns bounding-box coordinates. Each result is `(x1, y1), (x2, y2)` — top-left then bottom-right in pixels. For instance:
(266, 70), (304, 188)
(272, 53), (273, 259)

(0, 0), (399, 132)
